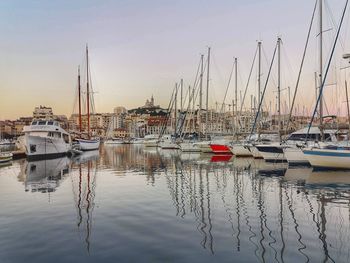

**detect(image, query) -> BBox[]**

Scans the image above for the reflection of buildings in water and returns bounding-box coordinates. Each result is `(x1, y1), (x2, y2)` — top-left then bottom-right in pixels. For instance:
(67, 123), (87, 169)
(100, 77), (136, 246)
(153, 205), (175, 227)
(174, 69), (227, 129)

(24, 157), (70, 193)
(71, 160), (97, 253)
(103, 145), (175, 185)
(164, 155), (350, 261)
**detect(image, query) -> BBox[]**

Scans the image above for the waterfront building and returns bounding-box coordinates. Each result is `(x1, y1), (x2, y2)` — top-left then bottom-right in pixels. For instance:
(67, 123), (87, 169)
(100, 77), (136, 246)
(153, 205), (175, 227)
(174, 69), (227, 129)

(33, 105), (53, 120)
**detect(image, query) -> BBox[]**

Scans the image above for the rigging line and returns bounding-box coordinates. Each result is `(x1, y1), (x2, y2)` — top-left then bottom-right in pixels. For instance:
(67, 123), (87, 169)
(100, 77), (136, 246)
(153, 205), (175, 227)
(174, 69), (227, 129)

(285, 0), (318, 135)
(219, 58), (235, 115)
(159, 86), (176, 138)
(239, 45), (259, 124)
(262, 45), (277, 88)
(281, 45), (296, 87)
(324, 0), (345, 50)
(180, 57), (203, 138)
(249, 42), (278, 140)
(306, 0), (349, 140)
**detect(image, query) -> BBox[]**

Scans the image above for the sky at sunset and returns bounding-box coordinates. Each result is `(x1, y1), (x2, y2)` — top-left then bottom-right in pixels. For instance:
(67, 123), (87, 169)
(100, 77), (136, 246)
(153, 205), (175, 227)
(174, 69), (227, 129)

(1, 0), (350, 120)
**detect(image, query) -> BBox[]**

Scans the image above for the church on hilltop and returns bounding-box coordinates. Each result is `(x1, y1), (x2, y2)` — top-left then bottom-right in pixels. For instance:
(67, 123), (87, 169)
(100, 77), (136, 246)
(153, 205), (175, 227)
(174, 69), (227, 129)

(142, 95), (160, 109)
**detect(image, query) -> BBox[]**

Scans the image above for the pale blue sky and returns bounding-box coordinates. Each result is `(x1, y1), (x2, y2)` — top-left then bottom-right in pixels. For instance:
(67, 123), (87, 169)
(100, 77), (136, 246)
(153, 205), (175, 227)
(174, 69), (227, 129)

(0, 0), (349, 119)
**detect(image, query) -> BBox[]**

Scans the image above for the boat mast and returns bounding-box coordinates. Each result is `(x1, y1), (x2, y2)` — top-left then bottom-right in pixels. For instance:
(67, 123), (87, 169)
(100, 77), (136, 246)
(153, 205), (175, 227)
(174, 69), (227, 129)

(257, 41), (262, 138)
(174, 83), (178, 137)
(199, 54), (204, 139)
(205, 47), (211, 140)
(78, 66), (82, 134)
(319, 0), (324, 139)
(180, 79), (183, 112)
(86, 45), (90, 139)
(234, 57), (238, 140)
(277, 37), (282, 141)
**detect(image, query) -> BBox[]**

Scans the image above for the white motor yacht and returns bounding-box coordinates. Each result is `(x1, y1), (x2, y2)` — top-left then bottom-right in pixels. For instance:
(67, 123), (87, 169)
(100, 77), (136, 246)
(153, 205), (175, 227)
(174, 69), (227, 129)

(23, 120), (72, 160)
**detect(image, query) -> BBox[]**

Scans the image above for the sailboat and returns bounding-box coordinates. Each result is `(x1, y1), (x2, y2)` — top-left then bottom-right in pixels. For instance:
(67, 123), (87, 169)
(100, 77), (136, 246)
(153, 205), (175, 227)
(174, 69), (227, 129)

(302, 0), (349, 169)
(104, 116), (125, 145)
(75, 46), (100, 151)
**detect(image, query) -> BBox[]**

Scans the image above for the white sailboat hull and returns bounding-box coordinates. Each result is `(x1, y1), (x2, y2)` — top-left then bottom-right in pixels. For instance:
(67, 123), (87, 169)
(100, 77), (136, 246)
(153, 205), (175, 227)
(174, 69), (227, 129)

(303, 148), (350, 169)
(284, 147), (309, 165)
(76, 138), (100, 151)
(195, 141), (213, 153)
(144, 140), (159, 147)
(250, 146), (263, 158)
(160, 141), (180, 149)
(255, 144), (286, 162)
(180, 143), (201, 152)
(230, 144), (253, 157)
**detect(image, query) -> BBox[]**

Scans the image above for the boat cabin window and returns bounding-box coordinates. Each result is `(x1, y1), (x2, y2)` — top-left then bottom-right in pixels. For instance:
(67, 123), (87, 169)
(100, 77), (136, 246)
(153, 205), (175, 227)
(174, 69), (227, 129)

(31, 121), (38, 125)
(38, 121), (46, 125)
(48, 132), (61, 138)
(63, 134), (69, 144)
(47, 121), (54, 125)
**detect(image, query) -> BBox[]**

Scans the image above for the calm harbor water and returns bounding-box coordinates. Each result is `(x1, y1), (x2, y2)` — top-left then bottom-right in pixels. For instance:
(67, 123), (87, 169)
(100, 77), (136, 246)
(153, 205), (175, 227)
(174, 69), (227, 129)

(1, 145), (350, 262)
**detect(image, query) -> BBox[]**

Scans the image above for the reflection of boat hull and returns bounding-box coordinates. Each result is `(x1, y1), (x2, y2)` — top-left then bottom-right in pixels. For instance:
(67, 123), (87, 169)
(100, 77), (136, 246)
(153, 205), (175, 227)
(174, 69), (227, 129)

(210, 144), (232, 154)
(25, 157), (70, 192)
(303, 148), (350, 169)
(76, 138), (100, 151)
(180, 152), (201, 161)
(25, 135), (70, 160)
(307, 170), (350, 185)
(210, 155), (232, 162)
(284, 167), (312, 181)
(72, 150), (100, 164)
(253, 159), (288, 176)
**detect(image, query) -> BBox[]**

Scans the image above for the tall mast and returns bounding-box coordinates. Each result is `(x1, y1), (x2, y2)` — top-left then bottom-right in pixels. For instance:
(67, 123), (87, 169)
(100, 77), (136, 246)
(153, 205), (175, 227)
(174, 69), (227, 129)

(174, 83), (178, 137)
(180, 79), (183, 112)
(78, 66), (82, 133)
(234, 57), (238, 139)
(86, 45), (90, 139)
(199, 54), (204, 139)
(319, 0), (324, 137)
(277, 37), (282, 140)
(205, 47), (211, 139)
(257, 41), (262, 137)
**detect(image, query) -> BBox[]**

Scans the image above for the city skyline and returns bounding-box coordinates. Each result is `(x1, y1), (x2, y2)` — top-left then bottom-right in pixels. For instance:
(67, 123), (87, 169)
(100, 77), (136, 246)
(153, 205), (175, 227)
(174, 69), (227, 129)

(1, 0), (350, 120)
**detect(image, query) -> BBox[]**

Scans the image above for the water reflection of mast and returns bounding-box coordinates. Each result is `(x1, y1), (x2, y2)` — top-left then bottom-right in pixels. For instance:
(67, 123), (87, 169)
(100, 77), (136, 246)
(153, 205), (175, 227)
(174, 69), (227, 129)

(279, 181), (285, 263)
(205, 169), (214, 254)
(283, 184), (309, 262)
(85, 161), (91, 253)
(234, 167), (241, 251)
(72, 160), (97, 254)
(319, 195), (334, 263)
